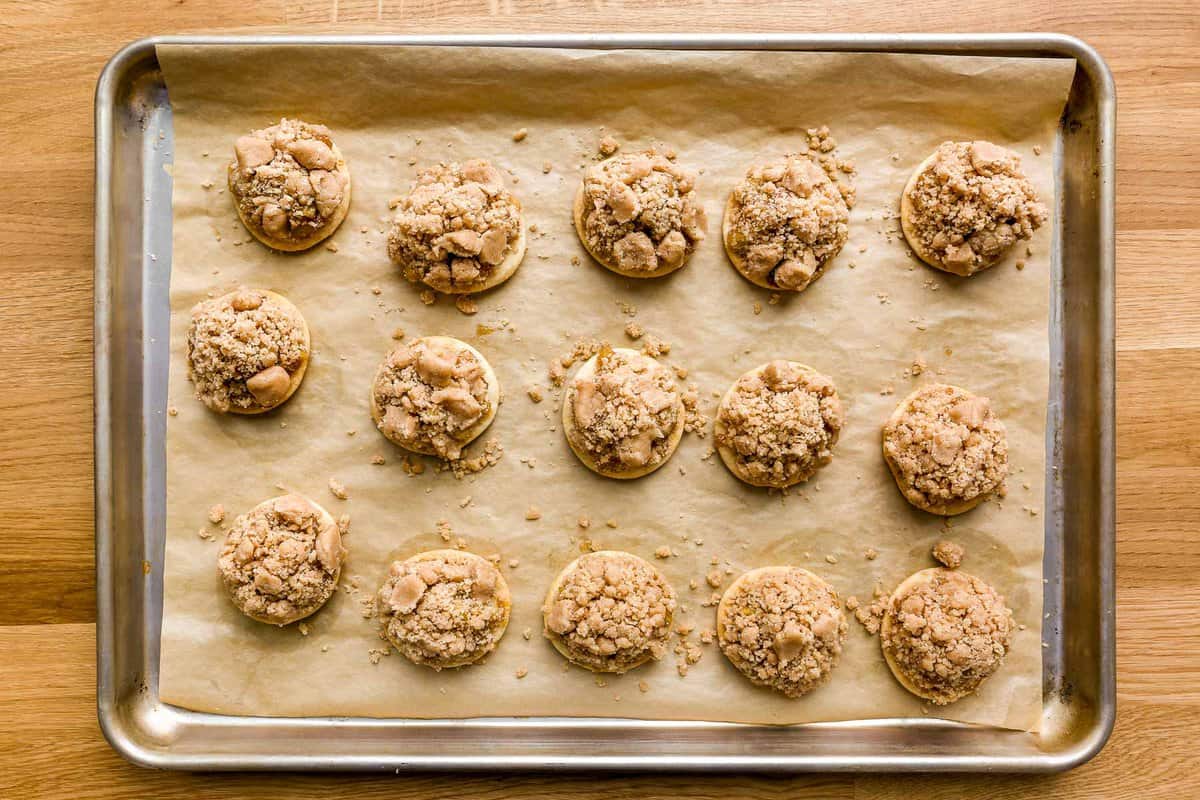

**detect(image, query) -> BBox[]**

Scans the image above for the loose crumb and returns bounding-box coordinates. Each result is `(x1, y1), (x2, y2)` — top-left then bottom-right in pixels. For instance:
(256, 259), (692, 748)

(526, 385), (545, 403)
(328, 478), (348, 500)
(207, 504), (225, 525)
(932, 540), (965, 569)
(525, 506), (542, 521)
(454, 295), (478, 315)
(371, 454), (386, 465)
(864, 547), (878, 561)
(515, 667), (528, 679)
(654, 546), (672, 559)
(512, 128), (528, 142)
(599, 135), (620, 156)
(623, 322), (644, 340)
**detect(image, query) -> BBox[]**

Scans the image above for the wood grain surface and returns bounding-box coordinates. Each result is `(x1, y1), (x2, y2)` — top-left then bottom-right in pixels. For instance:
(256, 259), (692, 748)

(1, 0), (1197, 796)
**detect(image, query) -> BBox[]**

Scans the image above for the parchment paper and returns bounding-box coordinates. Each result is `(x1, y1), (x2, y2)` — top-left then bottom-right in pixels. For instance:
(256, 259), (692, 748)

(157, 44), (1074, 730)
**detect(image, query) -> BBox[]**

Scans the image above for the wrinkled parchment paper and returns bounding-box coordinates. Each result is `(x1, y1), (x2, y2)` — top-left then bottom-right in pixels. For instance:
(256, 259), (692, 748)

(157, 45), (1074, 730)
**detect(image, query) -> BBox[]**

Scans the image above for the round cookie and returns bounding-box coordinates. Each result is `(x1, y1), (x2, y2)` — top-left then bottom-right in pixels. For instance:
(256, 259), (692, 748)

(387, 159), (526, 294)
(376, 549), (511, 670)
(722, 154), (850, 292)
(900, 141), (1047, 276)
(561, 346), (685, 479)
(880, 567), (1015, 705)
(713, 360), (842, 488)
(370, 336), (500, 460)
(217, 494), (345, 626)
(542, 550), (676, 673)
(186, 288), (310, 415)
(573, 148), (707, 278)
(717, 566), (847, 698)
(882, 383), (1008, 515)
(227, 118), (351, 252)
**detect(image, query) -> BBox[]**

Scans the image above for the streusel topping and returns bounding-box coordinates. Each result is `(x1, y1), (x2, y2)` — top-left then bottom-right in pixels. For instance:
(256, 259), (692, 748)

(716, 361), (842, 487)
(883, 384), (1008, 512)
(578, 148), (706, 274)
(186, 288), (308, 413)
(725, 150), (852, 291)
(387, 159), (523, 293)
(567, 347), (682, 474)
(904, 141), (1047, 275)
(217, 494), (344, 626)
(377, 551), (510, 670)
(718, 567), (847, 698)
(544, 551), (676, 673)
(228, 118), (348, 245)
(882, 569), (1014, 704)
(372, 337), (494, 460)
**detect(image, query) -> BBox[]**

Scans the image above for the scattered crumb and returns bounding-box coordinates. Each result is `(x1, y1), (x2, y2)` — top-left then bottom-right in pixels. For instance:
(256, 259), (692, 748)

(337, 514), (351, 536)
(368, 647), (389, 665)
(541, 161), (552, 174)
(196, 528), (212, 541)
(640, 334), (671, 358)
(512, 128), (528, 142)
(706, 569), (723, 589)
(932, 540), (965, 569)
(623, 322), (644, 340)
(654, 546), (672, 559)
(298, 622), (309, 636)
(390, 326), (405, 341)
(825, 554), (839, 564)
(419, 289), (437, 305)
(328, 478), (348, 500)
(599, 135), (620, 156)
(207, 504), (225, 525)
(526, 384), (544, 403)
(515, 667), (528, 679)
(768, 293), (782, 306)
(436, 520), (453, 542)
(1016, 260), (1026, 271)
(864, 547), (878, 561)
(577, 516), (590, 529)
(752, 301), (762, 315)
(1033, 144), (1042, 156)
(525, 506), (542, 521)
(371, 454), (386, 465)
(637, 680), (649, 693)
(605, 518), (618, 529)
(167, 406), (178, 416)
(454, 295), (478, 315)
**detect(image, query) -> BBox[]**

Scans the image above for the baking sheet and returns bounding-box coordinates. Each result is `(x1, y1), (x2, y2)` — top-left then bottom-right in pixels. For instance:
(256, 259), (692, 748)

(156, 44), (1073, 730)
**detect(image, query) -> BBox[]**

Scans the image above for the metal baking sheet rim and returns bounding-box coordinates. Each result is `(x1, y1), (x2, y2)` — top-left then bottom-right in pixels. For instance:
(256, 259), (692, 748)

(94, 33), (1115, 773)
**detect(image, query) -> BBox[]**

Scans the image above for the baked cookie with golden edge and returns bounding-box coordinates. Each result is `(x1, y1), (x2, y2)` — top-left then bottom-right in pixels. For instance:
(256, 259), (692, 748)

(880, 567), (1015, 705)
(377, 549), (511, 670)
(714, 360), (843, 488)
(543, 550), (676, 673)
(370, 336), (500, 461)
(186, 288), (310, 415)
(901, 141), (1047, 276)
(722, 153), (850, 292)
(562, 346), (685, 479)
(387, 159), (526, 294)
(882, 383), (1008, 516)
(228, 118), (351, 251)
(573, 148), (706, 278)
(717, 566), (847, 698)
(217, 494), (345, 626)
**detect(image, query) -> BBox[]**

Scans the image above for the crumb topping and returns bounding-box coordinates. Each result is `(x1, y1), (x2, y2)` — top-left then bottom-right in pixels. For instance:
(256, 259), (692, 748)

(883, 384), (1008, 512)
(904, 141), (1047, 275)
(186, 289), (307, 412)
(578, 148), (706, 273)
(716, 361), (842, 486)
(725, 149), (851, 291)
(544, 551), (676, 673)
(387, 160), (522, 293)
(718, 567), (846, 698)
(377, 551), (510, 669)
(217, 494), (344, 625)
(932, 540), (965, 569)
(372, 337), (495, 460)
(882, 569), (1014, 704)
(228, 118), (348, 245)
(566, 347), (682, 474)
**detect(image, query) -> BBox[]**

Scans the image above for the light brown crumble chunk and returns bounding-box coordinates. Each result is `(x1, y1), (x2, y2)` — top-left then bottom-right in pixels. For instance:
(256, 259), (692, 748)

(387, 160), (523, 293)
(207, 504), (225, 525)
(526, 385), (544, 403)
(883, 384), (1008, 514)
(623, 322), (644, 340)
(717, 567), (846, 698)
(882, 569), (1014, 704)
(454, 295), (478, 315)
(217, 494), (344, 626)
(932, 540), (965, 569)
(544, 551), (676, 673)
(525, 506), (542, 521)
(549, 338), (604, 387)
(716, 361), (842, 487)
(228, 118), (349, 247)
(186, 289), (307, 413)
(328, 477), (348, 500)
(565, 347), (682, 475)
(371, 337), (495, 460)
(725, 142), (853, 292)
(377, 550), (510, 670)
(903, 141), (1047, 276)
(512, 128), (528, 142)
(578, 149), (706, 274)
(598, 135), (620, 157)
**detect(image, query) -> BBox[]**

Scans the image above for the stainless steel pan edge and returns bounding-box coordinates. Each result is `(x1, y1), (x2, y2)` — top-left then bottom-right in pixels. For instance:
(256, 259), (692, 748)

(94, 33), (1115, 772)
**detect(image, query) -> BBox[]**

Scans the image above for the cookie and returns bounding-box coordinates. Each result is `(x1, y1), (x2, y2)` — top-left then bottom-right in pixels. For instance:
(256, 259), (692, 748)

(186, 288), (310, 414)
(722, 153), (850, 292)
(228, 118), (351, 252)
(543, 550), (676, 673)
(880, 567), (1014, 705)
(714, 360), (842, 488)
(882, 383), (1008, 515)
(370, 336), (500, 460)
(717, 566), (847, 698)
(900, 141), (1047, 276)
(377, 549), (511, 670)
(562, 346), (685, 479)
(217, 494), (345, 626)
(387, 159), (526, 294)
(573, 148), (706, 278)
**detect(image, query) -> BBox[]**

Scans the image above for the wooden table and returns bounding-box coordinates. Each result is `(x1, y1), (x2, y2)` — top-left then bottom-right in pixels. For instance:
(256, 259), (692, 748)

(2, 1), (1196, 796)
